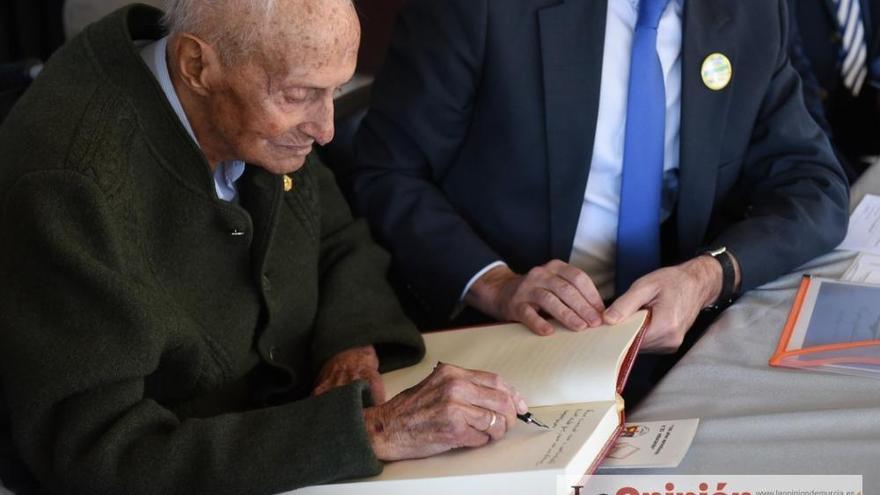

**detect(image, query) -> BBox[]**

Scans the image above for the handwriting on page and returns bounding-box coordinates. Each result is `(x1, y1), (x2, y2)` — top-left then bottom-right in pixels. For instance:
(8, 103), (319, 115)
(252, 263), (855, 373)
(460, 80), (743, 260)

(537, 409), (593, 466)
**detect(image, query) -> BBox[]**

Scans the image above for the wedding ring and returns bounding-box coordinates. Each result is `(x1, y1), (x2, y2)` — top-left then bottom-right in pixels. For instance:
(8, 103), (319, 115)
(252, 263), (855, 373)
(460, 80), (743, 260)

(486, 412), (497, 430)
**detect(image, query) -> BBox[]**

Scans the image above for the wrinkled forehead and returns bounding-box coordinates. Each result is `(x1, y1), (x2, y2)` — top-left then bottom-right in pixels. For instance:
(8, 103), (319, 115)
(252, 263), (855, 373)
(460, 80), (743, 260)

(258, 0), (360, 78)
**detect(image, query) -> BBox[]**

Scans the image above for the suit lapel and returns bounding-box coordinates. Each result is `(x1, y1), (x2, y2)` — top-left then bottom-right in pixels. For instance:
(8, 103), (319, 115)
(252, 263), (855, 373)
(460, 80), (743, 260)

(676, 0), (735, 255)
(539, 0), (608, 261)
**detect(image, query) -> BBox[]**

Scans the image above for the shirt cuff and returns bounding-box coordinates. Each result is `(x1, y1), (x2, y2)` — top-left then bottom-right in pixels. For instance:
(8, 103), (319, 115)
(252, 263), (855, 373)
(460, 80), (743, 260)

(458, 261), (508, 301)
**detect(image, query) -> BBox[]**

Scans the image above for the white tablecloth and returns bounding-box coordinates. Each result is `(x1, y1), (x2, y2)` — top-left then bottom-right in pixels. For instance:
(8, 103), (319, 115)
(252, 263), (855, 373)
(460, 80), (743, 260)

(623, 165), (880, 487)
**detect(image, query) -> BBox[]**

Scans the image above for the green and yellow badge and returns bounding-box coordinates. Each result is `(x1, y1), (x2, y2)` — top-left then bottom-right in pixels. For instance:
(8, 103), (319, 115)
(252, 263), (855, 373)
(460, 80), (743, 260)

(701, 53), (733, 91)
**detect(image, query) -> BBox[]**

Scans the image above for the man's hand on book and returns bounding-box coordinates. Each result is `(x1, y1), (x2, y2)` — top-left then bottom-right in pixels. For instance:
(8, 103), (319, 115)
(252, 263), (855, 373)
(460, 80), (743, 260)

(363, 363), (528, 461)
(313, 345), (386, 404)
(603, 256), (723, 353)
(465, 261), (605, 336)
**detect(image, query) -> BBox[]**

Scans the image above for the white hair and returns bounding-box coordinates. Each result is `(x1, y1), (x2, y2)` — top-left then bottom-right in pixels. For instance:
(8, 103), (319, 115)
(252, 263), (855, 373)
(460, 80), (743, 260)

(161, 0), (277, 65)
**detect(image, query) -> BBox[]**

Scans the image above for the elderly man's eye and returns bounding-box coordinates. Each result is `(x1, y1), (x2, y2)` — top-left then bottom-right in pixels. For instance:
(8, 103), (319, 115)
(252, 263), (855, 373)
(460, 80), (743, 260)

(284, 89), (311, 103)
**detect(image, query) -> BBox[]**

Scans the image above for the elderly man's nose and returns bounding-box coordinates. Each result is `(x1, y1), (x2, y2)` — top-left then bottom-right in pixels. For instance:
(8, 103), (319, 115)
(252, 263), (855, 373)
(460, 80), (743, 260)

(309, 96), (335, 145)
(314, 124), (335, 146)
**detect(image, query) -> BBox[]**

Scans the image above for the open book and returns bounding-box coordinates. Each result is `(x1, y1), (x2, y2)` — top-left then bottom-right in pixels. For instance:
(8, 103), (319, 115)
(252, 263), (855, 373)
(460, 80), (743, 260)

(289, 310), (649, 495)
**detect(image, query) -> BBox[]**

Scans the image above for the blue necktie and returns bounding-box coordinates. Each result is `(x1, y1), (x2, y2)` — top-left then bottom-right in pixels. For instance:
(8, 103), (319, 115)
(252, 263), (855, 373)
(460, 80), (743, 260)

(616, 0), (670, 293)
(832, 0), (869, 96)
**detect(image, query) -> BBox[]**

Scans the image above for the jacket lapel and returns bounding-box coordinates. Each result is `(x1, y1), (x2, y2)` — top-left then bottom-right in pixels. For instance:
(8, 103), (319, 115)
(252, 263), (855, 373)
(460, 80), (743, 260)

(676, 0), (735, 256)
(539, 0), (608, 261)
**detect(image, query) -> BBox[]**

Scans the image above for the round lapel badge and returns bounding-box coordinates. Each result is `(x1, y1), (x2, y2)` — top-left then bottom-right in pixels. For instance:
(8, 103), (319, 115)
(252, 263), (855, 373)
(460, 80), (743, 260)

(701, 52), (733, 91)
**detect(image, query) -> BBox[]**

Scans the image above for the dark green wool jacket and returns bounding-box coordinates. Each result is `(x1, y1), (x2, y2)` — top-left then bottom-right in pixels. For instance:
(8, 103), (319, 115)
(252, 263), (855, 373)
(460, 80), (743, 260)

(0, 5), (424, 495)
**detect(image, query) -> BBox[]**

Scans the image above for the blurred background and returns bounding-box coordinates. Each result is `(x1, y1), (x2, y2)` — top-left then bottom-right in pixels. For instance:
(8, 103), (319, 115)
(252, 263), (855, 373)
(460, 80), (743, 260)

(0, 0), (405, 73)
(2, 0), (879, 182)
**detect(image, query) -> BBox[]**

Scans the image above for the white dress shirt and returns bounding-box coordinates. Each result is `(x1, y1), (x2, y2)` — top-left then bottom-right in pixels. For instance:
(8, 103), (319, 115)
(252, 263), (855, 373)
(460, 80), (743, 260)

(140, 37), (246, 202)
(462, 0), (683, 301)
(570, 0), (683, 299)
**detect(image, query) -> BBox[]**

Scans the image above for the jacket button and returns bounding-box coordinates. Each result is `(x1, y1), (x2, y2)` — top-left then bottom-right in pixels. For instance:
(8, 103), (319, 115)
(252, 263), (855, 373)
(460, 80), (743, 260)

(268, 345), (279, 362)
(262, 274), (272, 291)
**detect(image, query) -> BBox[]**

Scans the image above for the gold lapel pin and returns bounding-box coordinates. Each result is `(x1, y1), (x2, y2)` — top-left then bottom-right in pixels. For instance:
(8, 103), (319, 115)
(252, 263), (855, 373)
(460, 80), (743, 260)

(701, 52), (733, 91)
(283, 175), (294, 192)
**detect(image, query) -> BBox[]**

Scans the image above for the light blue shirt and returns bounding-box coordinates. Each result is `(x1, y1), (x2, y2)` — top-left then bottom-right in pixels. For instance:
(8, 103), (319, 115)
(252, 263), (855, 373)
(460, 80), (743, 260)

(139, 37), (246, 202)
(463, 0), (683, 301)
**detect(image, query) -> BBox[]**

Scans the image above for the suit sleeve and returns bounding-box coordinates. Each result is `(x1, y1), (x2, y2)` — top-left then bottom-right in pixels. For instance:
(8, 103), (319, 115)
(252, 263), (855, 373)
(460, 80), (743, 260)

(712, 0), (850, 293)
(0, 171), (390, 495)
(306, 157), (426, 371)
(352, 0), (500, 320)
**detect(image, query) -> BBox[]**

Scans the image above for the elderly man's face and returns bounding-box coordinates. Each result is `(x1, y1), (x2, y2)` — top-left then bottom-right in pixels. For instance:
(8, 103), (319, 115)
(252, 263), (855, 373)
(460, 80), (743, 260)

(203, 3), (358, 175)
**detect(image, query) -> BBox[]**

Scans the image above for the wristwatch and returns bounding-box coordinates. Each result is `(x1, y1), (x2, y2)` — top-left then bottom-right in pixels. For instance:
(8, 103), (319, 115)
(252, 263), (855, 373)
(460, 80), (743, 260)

(701, 246), (738, 310)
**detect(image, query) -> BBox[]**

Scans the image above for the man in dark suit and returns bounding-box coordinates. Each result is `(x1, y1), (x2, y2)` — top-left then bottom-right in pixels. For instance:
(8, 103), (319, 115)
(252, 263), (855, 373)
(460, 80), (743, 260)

(789, 0), (880, 179)
(353, 0), (849, 360)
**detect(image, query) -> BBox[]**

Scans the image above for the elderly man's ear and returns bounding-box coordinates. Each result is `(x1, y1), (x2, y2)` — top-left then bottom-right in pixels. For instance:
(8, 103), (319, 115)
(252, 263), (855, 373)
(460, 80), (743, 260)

(171, 34), (220, 97)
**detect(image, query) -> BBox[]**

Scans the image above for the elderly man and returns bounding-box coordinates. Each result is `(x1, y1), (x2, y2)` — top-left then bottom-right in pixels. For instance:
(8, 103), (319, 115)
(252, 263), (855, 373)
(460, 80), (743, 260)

(353, 0), (850, 397)
(0, 1), (526, 494)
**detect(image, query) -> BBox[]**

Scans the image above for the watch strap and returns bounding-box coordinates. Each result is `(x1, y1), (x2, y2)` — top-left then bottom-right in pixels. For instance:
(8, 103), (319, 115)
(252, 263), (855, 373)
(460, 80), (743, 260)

(702, 247), (738, 310)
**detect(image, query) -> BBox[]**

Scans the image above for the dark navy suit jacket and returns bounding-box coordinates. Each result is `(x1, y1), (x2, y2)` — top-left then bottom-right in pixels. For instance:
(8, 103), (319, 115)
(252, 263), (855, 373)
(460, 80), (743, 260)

(792, 0), (879, 95)
(788, 7), (834, 139)
(353, 0), (850, 325)
(789, 0), (880, 175)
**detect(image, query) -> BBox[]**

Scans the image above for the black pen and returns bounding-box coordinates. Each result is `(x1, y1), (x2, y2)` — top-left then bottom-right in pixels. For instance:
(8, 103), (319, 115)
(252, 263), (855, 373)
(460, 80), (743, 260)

(517, 412), (550, 429)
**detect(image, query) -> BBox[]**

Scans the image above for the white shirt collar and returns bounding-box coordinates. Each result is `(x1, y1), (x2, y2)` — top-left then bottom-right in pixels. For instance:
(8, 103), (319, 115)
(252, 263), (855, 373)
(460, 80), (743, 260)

(626, 0), (683, 10)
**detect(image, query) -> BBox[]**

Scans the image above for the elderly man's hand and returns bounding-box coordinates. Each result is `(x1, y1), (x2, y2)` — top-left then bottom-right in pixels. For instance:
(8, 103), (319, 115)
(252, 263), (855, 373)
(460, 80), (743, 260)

(314, 345), (386, 404)
(602, 256), (728, 353)
(465, 262), (605, 336)
(363, 363), (528, 461)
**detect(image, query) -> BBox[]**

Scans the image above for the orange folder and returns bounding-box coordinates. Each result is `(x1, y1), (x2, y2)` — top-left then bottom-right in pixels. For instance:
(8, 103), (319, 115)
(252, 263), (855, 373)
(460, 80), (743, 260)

(770, 276), (880, 374)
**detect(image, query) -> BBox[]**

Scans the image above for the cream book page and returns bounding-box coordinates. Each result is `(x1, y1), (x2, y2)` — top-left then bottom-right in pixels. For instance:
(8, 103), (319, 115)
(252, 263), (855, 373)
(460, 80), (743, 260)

(289, 402), (620, 495)
(383, 310), (647, 407)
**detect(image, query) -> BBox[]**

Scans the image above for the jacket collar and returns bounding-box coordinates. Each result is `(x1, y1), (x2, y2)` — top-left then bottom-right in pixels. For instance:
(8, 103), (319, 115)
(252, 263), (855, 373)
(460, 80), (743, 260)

(83, 5), (220, 200)
(538, 0), (609, 261)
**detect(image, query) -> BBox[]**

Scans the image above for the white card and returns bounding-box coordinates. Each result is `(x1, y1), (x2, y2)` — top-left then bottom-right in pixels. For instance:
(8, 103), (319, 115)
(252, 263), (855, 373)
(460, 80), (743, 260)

(599, 418), (699, 470)
(841, 252), (880, 284)
(838, 194), (880, 254)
